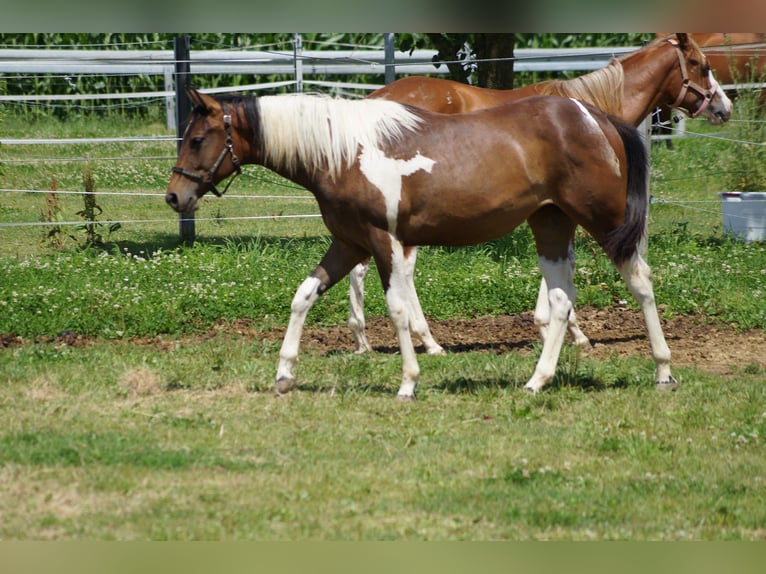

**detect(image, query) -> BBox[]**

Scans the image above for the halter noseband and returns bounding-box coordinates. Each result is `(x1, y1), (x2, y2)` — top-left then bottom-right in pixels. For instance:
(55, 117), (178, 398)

(667, 38), (717, 118)
(171, 102), (242, 198)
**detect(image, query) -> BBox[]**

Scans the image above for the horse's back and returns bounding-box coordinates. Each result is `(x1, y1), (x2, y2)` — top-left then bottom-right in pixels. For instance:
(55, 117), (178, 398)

(369, 75), (527, 113)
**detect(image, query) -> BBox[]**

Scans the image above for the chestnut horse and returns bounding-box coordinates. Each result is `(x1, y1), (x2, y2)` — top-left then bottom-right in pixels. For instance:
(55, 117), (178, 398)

(659, 33), (765, 105)
(344, 33), (732, 357)
(166, 88), (677, 397)
(654, 33), (764, 142)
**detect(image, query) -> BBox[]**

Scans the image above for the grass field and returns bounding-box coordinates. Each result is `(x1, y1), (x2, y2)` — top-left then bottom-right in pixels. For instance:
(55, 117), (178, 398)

(1, 100), (765, 540)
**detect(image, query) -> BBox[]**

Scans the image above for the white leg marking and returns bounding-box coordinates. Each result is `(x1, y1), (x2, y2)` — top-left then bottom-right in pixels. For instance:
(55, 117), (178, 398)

(348, 261), (373, 353)
(534, 276), (551, 343)
(401, 246), (444, 355)
(525, 257), (573, 393)
(533, 246), (590, 349)
(617, 253), (676, 390)
(275, 276), (323, 394)
(387, 241), (421, 398)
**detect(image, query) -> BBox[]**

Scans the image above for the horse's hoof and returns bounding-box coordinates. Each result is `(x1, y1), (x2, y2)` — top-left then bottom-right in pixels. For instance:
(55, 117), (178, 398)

(656, 376), (679, 392)
(274, 377), (297, 396)
(396, 393), (416, 402)
(523, 384), (540, 395)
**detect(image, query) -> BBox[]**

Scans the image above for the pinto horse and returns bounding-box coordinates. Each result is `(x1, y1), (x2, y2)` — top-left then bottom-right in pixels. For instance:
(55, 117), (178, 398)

(344, 32), (732, 357)
(166, 88), (677, 397)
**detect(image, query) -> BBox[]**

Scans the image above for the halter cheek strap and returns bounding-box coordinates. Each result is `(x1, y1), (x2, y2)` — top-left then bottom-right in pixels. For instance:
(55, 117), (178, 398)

(667, 38), (715, 118)
(171, 103), (242, 197)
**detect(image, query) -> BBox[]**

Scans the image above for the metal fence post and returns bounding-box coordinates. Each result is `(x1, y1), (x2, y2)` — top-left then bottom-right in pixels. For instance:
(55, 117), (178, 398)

(294, 33), (303, 93)
(384, 33), (395, 84)
(174, 35), (194, 244)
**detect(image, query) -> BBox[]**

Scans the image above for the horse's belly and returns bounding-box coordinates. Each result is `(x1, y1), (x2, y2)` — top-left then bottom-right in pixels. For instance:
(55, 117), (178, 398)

(400, 208), (531, 247)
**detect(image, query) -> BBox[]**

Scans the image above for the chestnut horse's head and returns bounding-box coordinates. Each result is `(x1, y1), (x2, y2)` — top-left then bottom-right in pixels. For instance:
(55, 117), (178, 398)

(166, 87), (243, 215)
(667, 33), (732, 124)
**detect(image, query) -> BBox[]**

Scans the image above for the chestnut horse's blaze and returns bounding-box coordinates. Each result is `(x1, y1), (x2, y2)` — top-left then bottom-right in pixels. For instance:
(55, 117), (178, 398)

(166, 88), (677, 397)
(340, 33), (732, 357)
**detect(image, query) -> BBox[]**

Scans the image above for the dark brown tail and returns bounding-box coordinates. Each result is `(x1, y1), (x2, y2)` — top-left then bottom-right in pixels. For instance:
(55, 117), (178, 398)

(601, 117), (649, 265)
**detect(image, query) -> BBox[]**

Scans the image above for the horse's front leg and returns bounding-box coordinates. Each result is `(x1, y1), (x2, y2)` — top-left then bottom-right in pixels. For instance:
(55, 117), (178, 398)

(401, 246), (444, 355)
(533, 244), (591, 349)
(525, 256), (574, 393)
(275, 239), (366, 395)
(349, 253), (444, 356)
(375, 240), (422, 399)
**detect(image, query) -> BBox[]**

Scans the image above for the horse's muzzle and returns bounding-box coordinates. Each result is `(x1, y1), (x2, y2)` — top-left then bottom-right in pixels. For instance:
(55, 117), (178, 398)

(165, 191), (196, 214)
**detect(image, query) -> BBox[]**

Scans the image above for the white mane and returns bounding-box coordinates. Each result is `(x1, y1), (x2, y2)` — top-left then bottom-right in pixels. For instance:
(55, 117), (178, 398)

(258, 94), (424, 179)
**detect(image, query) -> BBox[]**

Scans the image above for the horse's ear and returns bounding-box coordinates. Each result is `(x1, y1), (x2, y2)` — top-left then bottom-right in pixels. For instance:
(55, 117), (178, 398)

(185, 86), (219, 113)
(185, 85), (203, 107)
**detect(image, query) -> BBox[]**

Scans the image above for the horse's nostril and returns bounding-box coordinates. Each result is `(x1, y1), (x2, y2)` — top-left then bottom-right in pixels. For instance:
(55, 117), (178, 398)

(166, 193), (178, 207)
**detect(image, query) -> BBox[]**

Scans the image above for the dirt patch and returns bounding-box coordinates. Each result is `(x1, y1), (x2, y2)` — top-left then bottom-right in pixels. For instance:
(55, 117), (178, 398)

(258, 306), (765, 377)
(3, 306), (764, 377)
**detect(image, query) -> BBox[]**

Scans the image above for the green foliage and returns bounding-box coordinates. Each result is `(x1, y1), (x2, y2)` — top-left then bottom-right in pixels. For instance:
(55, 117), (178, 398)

(726, 91), (766, 192)
(0, 33), (653, 119)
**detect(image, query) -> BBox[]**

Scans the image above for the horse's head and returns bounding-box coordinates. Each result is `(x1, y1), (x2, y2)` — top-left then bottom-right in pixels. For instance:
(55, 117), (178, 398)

(668, 32), (732, 125)
(165, 87), (243, 215)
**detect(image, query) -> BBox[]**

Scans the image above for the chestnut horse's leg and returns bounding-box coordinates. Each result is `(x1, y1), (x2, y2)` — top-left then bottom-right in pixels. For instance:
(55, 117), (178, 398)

(616, 252), (678, 391)
(349, 255), (444, 356)
(348, 260), (373, 354)
(275, 239), (368, 395)
(524, 255), (576, 393)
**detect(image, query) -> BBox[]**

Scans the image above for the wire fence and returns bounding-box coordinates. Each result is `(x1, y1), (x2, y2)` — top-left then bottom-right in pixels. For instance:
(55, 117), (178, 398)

(1, 36), (764, 240)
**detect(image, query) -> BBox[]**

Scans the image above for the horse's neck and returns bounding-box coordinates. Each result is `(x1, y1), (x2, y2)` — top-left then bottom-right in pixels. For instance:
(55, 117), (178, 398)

(619, 45), (679, 125)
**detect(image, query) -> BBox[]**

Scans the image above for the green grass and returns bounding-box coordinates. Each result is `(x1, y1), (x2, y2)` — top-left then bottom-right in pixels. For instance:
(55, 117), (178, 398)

(1, 108), (766, 540)
(1, 339), (765, 540)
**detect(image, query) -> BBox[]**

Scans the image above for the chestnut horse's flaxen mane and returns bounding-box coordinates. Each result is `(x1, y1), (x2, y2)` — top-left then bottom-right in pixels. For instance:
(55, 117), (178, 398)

(536, 59), (625, 117)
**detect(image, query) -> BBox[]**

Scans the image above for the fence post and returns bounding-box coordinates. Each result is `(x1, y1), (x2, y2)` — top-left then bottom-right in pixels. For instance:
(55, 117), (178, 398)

(293, 33), (303, 93)
(164, 65), (176, 132)
(384, 33), (395, 84)
(174, 34), (195, 244)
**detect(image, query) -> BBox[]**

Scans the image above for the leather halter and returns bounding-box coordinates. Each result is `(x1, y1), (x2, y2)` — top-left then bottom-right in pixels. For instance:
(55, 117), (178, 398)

(667, 38), (717, 118)
(171, 102), (242, 197)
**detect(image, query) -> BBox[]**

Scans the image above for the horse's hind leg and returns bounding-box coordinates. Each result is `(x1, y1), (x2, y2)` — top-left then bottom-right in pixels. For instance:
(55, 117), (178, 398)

(525, 255), (575, 393)
(275, 239), (367, 395)
(616, 253), (677, 391)
(349, 260), (373, 354)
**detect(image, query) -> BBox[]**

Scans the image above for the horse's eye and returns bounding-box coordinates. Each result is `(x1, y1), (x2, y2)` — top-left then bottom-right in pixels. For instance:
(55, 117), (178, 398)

(190, 136), (204, 148)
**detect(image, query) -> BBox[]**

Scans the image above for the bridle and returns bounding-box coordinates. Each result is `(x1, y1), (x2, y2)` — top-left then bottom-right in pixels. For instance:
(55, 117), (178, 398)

(171, 102), (242, 197)
(667, 37), (717, 118)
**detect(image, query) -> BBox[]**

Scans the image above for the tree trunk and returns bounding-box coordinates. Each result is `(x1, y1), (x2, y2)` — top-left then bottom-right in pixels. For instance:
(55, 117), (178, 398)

(426, 33), (515, 88)
(475, 34), (515, 89)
